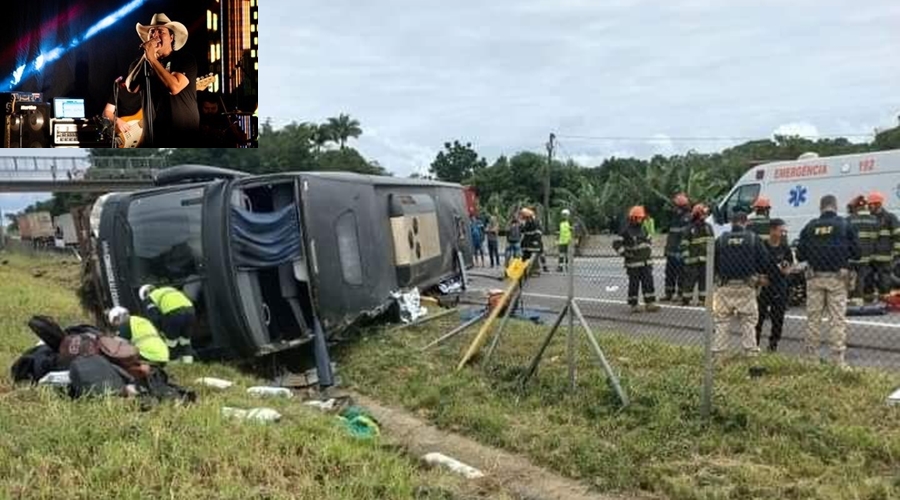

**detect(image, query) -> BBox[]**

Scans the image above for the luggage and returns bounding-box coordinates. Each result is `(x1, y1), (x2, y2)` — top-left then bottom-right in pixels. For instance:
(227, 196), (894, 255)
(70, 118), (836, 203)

(27, 316), (67, 351)
(10, 344), (58, 383)
(57, 333), (100, 368)
(68, 355), (134, 398)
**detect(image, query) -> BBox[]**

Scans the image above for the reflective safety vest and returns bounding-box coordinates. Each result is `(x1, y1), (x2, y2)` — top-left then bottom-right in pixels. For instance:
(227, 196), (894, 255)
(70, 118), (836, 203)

(149, 287), (193, 315)
(681, 221), (715, 265)
(614, 224), (652, 268)
(129, 316), (169, 363)
(747, 213), (771, 243)
(558, 220), (572, 245)
(872, 209), (900, 263)
(848, 209), (878, 265)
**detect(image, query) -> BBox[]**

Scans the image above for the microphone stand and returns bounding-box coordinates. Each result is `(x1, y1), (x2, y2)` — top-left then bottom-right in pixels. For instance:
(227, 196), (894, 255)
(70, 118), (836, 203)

(141, 57), (154, 147)
(112, 80), (119, 148)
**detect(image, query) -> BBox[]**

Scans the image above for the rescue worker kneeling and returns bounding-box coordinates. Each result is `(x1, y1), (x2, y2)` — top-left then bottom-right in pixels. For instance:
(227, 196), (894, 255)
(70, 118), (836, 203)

(107, 306), (169, 364)
(712, 209), (770, 358)
(613, 206), (660, 313)
(140, 284), (197, 364)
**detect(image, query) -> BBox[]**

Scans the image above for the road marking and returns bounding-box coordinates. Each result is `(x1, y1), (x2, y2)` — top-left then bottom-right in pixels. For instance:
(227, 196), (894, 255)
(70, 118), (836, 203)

(520, 291), (900, 329)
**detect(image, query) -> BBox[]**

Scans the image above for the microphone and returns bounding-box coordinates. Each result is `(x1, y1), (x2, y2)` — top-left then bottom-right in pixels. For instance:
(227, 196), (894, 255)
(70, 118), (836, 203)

(114, 76), (124, 84)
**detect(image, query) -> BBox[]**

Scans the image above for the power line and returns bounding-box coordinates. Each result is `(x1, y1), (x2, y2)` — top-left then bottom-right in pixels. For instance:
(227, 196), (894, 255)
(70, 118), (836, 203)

(555, 133), (876, 142)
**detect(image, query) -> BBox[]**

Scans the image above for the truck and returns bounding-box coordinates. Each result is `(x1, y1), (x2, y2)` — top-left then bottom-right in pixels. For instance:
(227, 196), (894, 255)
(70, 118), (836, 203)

(709, 149), (900, 238)
(17, 211), (55, 248)
(86, 165), (474, 384)
(53, 213), (79, 248)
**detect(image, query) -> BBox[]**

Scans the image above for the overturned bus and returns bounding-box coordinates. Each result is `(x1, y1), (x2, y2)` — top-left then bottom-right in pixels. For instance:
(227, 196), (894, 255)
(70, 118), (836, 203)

(87, 166), (473, 383)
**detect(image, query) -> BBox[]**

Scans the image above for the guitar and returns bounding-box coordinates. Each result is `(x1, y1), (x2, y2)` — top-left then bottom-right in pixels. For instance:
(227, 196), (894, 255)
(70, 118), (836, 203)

(115, 73), (216, 148)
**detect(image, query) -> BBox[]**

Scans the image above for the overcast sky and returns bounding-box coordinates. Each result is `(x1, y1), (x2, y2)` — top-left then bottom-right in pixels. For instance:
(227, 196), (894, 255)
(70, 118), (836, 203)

(266, 0), (900, 177)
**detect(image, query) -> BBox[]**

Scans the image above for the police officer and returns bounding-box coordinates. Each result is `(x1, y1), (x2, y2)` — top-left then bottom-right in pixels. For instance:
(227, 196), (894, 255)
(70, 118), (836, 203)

(755, 218), (793, 352)
(140, 284), (197, 364)
(712, 209), (770, 357)
(613, 206), (660, 313)
(846, 195), (878, 304)
(520, 208), (548, 276)
(680, 204), (715, 306)
(747, 196), (772, 244)
(663, 193), (691, 302)
(867, 191), (900, 301)
(107, 306), (170, 364)
(557, 208), (572, 272)
(797, 195), (860, 367)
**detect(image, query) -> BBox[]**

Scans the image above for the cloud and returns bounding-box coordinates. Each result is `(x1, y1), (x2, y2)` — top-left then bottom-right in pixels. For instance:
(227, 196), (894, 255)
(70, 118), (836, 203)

(772, 122), (820, 139)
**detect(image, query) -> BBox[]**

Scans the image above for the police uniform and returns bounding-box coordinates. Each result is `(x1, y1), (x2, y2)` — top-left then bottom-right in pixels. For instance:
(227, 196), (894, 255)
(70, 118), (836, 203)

(680, 219), (715, 305)
(145, 286), (196, 361)
(521, 217), (546, 275)
(712, 221), (769, 355)
(557, 218), (572, 272)
(664, 207), (691, 300)
(614, 222), (657, 308)
(796, 210), (860, 366)
(747, 212), (771, 244)
(755, 236), (793, 351)
(847, 207), (878, 302)
(119, 315), (170, 364)
(870, 207), (900, 297)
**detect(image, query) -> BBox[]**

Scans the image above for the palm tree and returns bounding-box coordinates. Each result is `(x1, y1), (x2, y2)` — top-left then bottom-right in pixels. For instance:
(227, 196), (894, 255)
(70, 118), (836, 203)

(311, 124), (333, 154)
(326, 113), (362, 149)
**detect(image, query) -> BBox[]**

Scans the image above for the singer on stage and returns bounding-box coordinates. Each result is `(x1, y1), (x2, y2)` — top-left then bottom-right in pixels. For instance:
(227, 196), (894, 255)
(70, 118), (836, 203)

(123, 13), (199, 147)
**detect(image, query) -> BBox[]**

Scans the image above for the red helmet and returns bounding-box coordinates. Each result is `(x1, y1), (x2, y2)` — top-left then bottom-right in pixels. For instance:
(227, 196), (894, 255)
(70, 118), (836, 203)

(752, 196), (771, 210)
(691, 204), (708, 219)
(628, 205), (646, 221)
(868, 191), (885, 205)
(673, 193), (689, 208)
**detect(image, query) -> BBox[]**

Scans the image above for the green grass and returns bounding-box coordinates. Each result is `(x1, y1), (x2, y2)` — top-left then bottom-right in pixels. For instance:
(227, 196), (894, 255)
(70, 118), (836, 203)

(0, 252), (491, 500)
(338, 311), (900, 500)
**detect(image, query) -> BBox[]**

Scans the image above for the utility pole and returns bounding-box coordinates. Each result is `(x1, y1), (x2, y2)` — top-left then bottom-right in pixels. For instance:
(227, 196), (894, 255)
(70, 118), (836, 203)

(544, 133), (555, 231)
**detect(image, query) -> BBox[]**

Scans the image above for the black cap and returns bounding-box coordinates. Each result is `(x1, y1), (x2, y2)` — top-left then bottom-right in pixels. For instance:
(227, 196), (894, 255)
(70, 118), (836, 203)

(730, 209), (748, 223)
(770, 218), (785, 227)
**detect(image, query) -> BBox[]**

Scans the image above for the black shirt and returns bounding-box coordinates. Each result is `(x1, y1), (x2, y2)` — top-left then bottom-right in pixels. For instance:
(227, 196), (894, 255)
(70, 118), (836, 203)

(763, 239), (794, 290)
(107, 87), (142, 118)
(797, 211), (861, 272)
(144, 50), (199, 146)
(714, 225), (769, 280)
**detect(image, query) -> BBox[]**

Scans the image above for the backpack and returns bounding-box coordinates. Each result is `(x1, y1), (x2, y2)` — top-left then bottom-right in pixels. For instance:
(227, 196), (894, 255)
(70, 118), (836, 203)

(10, 344), (58, 383)
(27, 316), (67, 351)
(68, 355), (134, 399)
(57, 333), (100, 369)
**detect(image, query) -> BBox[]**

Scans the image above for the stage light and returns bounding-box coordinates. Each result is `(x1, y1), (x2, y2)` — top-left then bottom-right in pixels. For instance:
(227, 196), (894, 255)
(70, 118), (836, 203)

(1, 0), (147, 91)
(253, 37), (257, 46)
(213, 13), (218, 30)
(251, 49), (256, 58)
(254, 62), (257, 71)
(207, 10), (213, 31)
(253, 11), (257, 20)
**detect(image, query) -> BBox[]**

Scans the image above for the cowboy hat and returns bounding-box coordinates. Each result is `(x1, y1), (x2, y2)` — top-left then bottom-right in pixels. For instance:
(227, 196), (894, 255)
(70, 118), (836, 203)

(136, 13), (188, 52)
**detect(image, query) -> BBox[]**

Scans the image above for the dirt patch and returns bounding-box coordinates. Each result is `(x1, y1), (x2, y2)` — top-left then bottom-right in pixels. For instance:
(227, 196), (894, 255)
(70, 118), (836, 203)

(350, 392), (658, 500)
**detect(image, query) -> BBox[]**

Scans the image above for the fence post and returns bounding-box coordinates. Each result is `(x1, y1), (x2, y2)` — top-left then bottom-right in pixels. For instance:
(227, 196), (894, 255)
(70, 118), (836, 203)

(700, 236), (716, 419)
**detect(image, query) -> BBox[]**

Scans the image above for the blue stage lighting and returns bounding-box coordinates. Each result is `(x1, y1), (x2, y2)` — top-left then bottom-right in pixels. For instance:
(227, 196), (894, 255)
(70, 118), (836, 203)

(1, 0), (147, 91)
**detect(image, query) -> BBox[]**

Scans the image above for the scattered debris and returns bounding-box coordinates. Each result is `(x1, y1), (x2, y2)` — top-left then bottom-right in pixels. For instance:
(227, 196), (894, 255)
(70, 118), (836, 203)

(338, 406), (381, 439)
(391, 288), (428, 323)
(195, 377), (234, 389)
(422, 452), (485, 479)
(437, 276), (463, 295)
(32, 270), (45, 278)
(304, 395), (354, 413)
(38, 370), (70, 388)
(221, 406), (282, 423)
(273, 364), (339, 389)
(605, 285), (619, 292)
(247, 386), (293, 398)
(888, 388), (900, 406)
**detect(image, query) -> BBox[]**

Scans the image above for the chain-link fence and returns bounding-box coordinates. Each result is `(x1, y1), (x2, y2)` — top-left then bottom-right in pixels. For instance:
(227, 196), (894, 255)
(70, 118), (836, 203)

(461, 209), (900, 415)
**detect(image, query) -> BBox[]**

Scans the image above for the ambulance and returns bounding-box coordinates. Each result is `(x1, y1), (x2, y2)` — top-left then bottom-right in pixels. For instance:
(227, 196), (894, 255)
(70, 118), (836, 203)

(710, 149), (900, 239)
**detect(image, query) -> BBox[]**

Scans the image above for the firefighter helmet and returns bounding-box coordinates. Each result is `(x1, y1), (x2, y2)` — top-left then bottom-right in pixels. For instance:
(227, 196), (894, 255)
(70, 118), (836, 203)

(628, 205), (646, 222)
(691, 204), (708, 219)
(849, 195), (867, 210)
(868, 191), (885, 205)
(673, 193), (689, 208)
(519, 207), (535, 218)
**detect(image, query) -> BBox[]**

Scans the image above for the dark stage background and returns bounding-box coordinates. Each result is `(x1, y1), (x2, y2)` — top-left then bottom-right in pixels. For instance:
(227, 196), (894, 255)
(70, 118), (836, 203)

(0, 0), (208, 118)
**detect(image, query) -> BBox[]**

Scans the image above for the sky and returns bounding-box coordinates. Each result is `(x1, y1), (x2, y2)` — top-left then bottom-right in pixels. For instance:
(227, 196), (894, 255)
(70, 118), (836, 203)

(0, 149), (87, 214)
(267, 0), (900, 177)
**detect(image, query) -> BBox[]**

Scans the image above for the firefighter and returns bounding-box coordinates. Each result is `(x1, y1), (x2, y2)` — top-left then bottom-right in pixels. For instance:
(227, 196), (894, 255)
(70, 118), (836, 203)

(846, 195), (878, 305)
(613, 206), (660, 313)
(867, 191), (900, 300)
(680, 204), (715, 306)
(712, 209), (770, 357)
(747, 196), (772, 244)
(755, 218), (793, 352)
(107, 306), (170, 364)
(797, 195), (859, 367)
(139, 284), (197, 364)
(663, 192), (691, 302)
(557, 208), (572, 272)
(520, 208), (547, 276)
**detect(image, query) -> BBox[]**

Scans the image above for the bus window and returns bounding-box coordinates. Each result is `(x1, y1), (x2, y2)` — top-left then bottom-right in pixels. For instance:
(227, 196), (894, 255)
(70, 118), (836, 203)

(721, 184), (760, 223)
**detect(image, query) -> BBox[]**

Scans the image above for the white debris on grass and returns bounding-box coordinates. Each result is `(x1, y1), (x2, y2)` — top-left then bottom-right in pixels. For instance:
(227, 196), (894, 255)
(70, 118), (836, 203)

(221, 406), (282, 423)
(391, 288), (428, 323)
(888, 388), (900, 405)
(38, 370), (70, 387)
(195, 377), (234, 389)
(247, 386), (293, 398)
(305, 398), (339, 411)
(422, 452), (485, 479)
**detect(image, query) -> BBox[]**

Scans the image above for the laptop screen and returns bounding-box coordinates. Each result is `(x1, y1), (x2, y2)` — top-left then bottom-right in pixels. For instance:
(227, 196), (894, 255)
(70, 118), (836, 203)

(53, 98), (85, 119)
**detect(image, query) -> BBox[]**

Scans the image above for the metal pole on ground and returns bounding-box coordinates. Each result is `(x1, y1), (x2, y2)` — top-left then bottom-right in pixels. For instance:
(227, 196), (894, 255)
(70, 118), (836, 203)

(567, 240), (576, 390)
(483, 285), (522, 366)
(420, 310), (487, 352)
(700, 237), (716, 419)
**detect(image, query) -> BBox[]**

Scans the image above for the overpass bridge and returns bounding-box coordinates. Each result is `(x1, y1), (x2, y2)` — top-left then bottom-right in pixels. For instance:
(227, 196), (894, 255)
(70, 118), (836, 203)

(0, 155), (164, 193)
